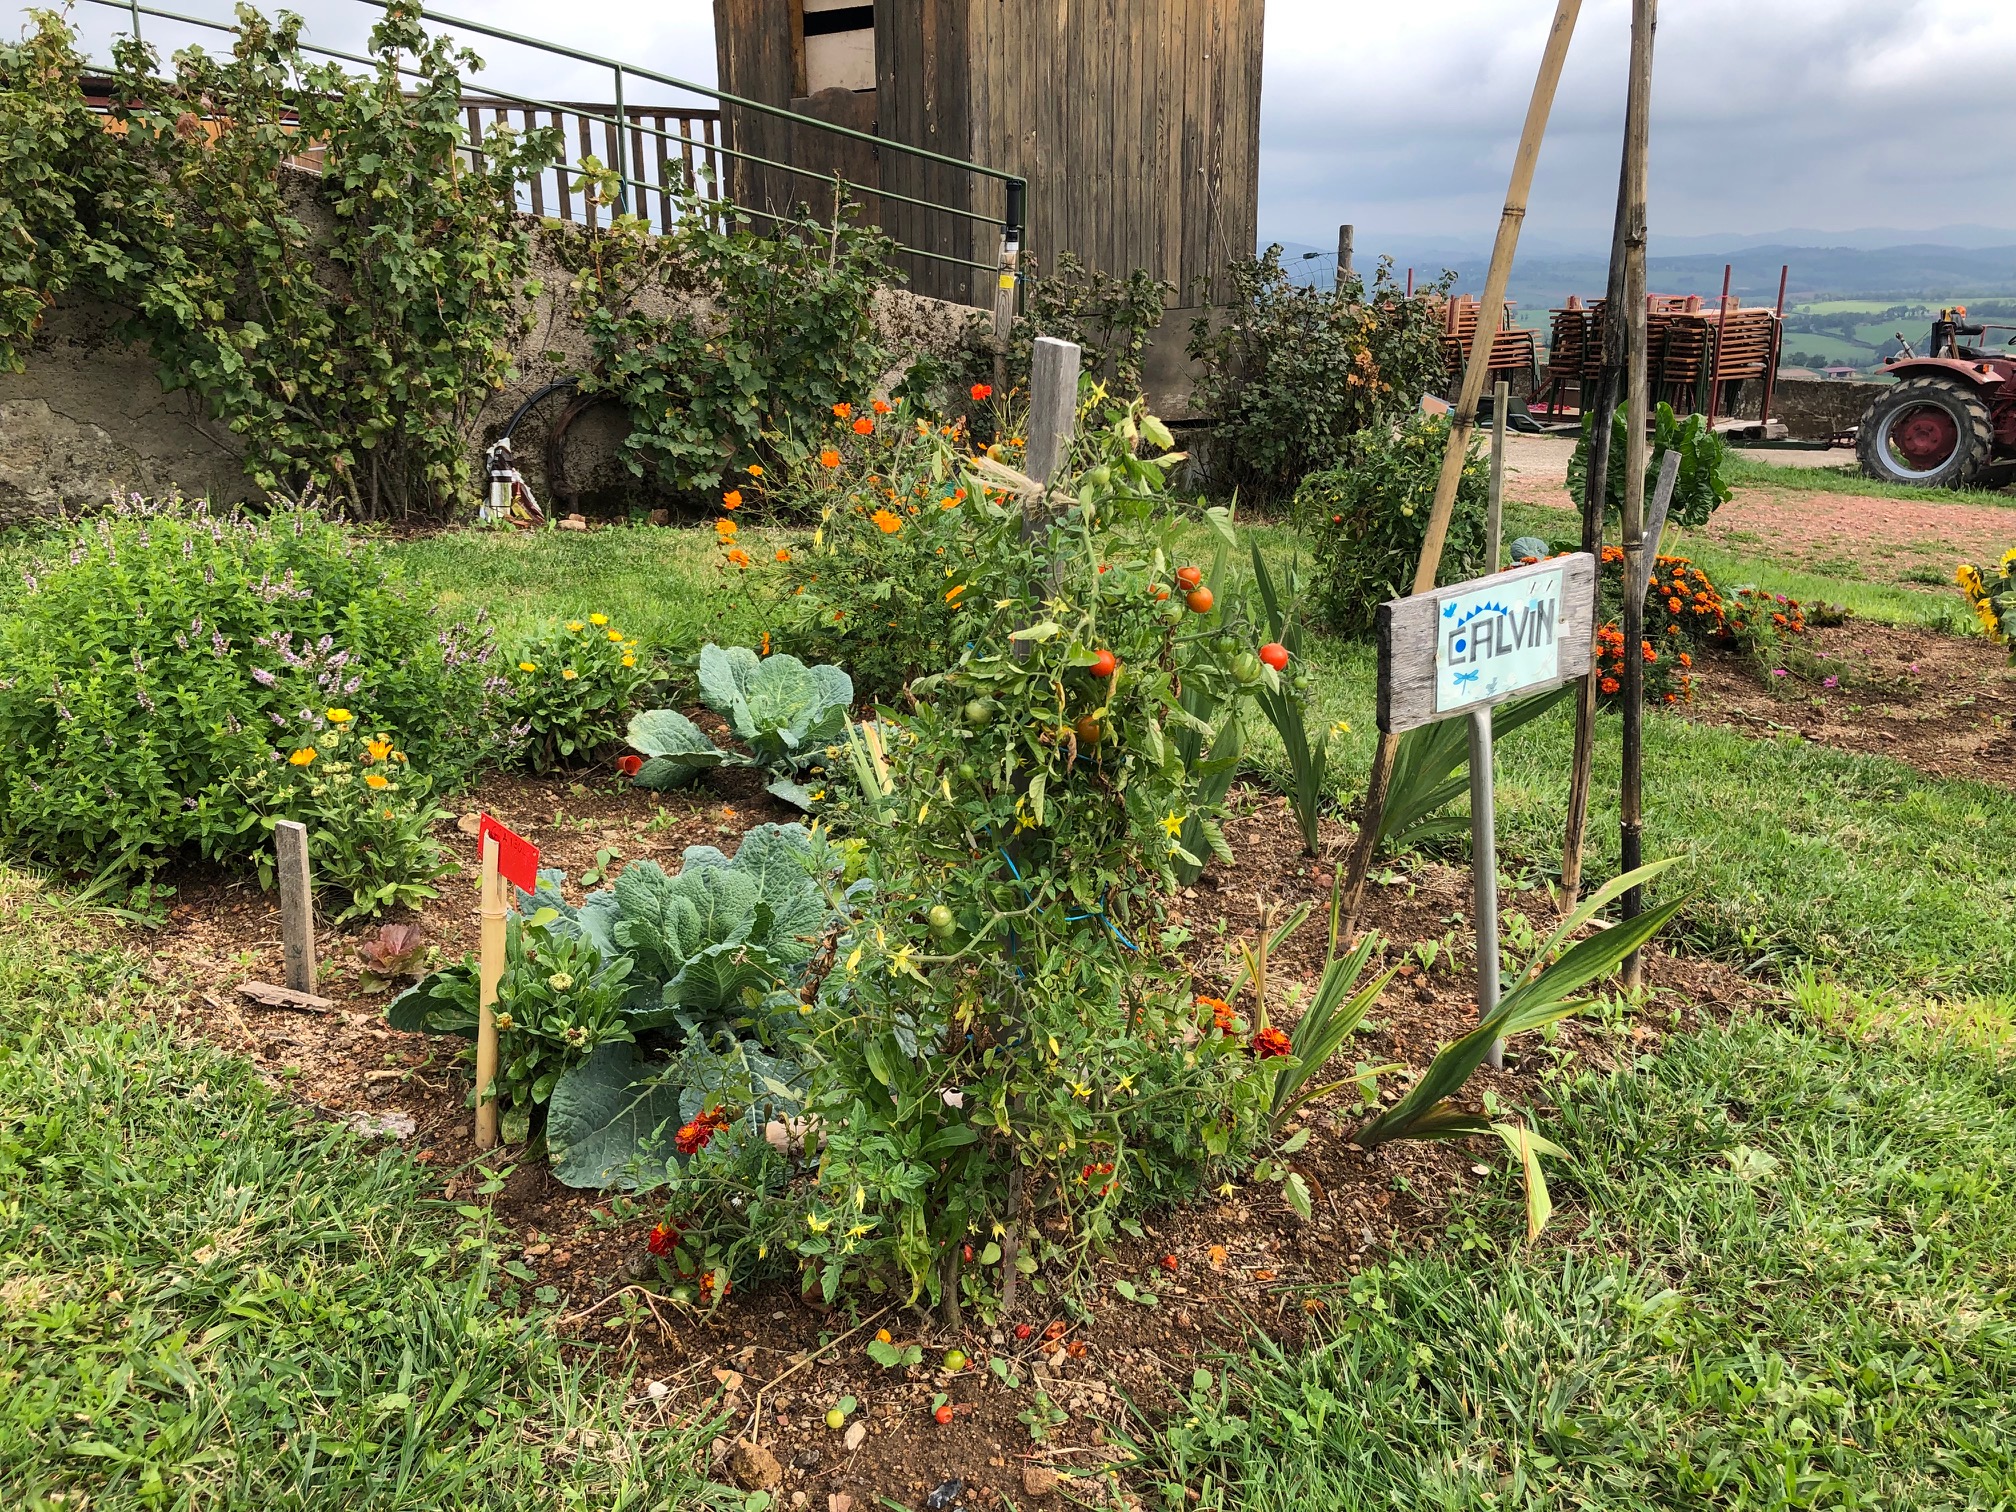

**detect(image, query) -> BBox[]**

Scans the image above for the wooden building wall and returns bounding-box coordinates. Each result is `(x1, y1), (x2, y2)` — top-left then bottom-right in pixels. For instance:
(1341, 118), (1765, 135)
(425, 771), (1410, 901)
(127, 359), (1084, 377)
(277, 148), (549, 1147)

(713, 0), (1264, 309)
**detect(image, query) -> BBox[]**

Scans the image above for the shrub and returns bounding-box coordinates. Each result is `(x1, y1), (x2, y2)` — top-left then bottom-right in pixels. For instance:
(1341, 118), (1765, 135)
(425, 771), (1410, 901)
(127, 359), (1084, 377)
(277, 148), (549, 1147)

(0, 498), (506, 878)
(565, 173), (893, 503)
(1592, 547), (1725, 708)
(767, 396), (991, 695)
(1567, 401), (1732, 529)
(652, 398), (1285, 1317)
(1189, 249), (1450, 502)
(1957, 553), (2016, 656)
(1303, 413), (1489, 636)
(236, 710), (450, 922)
(506, 614), (650, 771)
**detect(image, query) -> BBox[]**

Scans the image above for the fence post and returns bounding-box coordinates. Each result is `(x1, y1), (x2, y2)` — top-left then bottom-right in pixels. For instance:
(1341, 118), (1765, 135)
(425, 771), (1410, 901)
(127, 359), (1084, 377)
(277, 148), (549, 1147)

(612, 66), (629, 216)
(1335, 223), (1355, 291)
(1024, 336), (1080, 496)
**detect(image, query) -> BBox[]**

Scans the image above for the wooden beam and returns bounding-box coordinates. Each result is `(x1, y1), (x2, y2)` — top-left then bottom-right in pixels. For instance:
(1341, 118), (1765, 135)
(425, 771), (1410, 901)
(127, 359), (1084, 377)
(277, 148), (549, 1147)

(274, 819), (316, 996)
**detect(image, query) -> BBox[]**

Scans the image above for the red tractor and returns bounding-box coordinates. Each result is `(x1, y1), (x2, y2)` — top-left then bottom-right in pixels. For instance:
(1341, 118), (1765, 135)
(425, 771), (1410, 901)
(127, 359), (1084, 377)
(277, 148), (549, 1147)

(1857, 308), (2016, 490)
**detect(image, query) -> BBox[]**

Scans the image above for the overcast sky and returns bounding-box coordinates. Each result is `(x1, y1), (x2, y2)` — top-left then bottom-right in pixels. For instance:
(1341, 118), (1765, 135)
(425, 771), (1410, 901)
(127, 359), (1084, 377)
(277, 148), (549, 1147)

(61, 0), (2016, 254)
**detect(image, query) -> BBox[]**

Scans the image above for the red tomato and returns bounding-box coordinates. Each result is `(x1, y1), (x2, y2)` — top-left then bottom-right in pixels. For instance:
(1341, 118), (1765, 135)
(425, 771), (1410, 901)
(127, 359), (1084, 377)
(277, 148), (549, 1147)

(1175, 565), (1202, 589)
(1259, 642), (1290, 671)
(1185, 587), (1215, 614)
(1090, 649), (1117, 678)
(933, 1403), (954, 1425)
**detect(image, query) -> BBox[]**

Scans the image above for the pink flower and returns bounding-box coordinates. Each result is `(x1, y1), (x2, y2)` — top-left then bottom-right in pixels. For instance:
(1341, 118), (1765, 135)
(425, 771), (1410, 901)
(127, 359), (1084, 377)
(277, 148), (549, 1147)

(1770, 668), (1788, 678)
(1822, 676), (1838, 690)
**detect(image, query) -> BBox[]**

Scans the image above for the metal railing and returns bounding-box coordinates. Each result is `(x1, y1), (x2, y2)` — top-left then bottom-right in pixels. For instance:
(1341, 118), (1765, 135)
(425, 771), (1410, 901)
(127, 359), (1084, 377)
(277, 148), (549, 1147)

(79, 0), (1027, 277)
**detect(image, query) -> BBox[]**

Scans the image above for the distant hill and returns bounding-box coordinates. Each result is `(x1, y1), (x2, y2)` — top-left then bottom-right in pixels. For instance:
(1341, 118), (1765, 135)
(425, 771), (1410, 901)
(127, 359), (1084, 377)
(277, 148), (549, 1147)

(1266, 238), (2016, 308)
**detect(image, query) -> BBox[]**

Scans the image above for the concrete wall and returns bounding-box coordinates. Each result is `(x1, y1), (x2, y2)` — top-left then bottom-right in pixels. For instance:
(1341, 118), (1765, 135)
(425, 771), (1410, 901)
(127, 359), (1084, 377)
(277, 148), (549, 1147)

(0, 212), (981, 522)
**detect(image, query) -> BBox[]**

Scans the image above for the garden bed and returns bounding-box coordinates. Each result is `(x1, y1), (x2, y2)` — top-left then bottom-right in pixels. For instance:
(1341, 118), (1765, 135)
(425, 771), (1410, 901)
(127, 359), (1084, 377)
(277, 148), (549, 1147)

(146, 767), (1757, 1508)
(1685, 621), (2016, 789)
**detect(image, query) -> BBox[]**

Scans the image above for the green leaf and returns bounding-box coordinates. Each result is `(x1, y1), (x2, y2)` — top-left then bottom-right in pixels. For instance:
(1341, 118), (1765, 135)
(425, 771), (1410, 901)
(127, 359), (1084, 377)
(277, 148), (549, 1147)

(1282, 1171), (1313, 1221)
(545, 1043), (684, 1191)
(1007, 621), (1061, 643)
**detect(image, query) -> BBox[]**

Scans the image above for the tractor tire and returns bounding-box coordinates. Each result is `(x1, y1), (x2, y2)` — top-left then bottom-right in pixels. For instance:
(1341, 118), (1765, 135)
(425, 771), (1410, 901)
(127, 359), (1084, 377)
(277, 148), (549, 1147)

(1857, 375), (1995, 489)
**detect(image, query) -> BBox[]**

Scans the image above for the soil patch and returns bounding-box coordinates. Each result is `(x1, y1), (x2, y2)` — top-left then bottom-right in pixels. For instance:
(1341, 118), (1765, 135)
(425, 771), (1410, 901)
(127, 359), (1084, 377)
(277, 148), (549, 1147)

(140, 764), (1760, 1509)
(1684, 621), (2016, 787)
(1700, 487), (2016, 590)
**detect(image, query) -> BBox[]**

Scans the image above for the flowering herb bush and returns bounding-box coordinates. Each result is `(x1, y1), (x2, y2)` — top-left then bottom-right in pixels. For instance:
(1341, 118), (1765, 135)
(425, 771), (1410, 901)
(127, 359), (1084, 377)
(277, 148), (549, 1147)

(1302, 412), (1489, 637)
(648, 397), (1288, 1319)
(0, 498), (505, 879)
(1720, 587), (1808, 658)
(237, 709), (450, 922)
(1957, 553), (2016, 656)
(505, 614), (649, 771)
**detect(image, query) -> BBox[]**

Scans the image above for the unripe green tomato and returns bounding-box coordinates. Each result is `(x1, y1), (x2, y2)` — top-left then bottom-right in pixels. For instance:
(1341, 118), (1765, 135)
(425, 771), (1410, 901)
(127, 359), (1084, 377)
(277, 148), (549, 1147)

(1232, 652), (1264, 686)
(826, 1408), (846, 1429)
(1084, 463), (1111, 490)
(1212, 634), (1239, 656)
(962, 699), (995, 728)
(1160, 600), (1185, 625)
(956, 762), (978, 782)
(927, 904), (956, 938)
(943, 1348), (969, 1371)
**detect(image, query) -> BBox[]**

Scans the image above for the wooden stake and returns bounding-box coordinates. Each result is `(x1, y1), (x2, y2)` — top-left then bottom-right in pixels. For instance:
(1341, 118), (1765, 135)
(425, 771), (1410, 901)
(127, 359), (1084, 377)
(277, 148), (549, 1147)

(1560, 0), (1653, 911)
(274, 819), (316, 995)
(1336, 223), (1355, 289)
(1340, 0), (1584, 934)
(475, 833), (504, 1150)
(1487, 378), (1509, 569)
(1024, 335), (1081, 493)
(1617, 0), (1657, 990)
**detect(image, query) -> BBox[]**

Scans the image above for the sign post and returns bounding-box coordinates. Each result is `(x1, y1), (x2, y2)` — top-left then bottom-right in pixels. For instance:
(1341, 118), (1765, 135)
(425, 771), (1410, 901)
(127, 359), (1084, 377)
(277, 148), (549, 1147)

(1378, 554), (1597, 1063)
(474, 815), (540, 1151)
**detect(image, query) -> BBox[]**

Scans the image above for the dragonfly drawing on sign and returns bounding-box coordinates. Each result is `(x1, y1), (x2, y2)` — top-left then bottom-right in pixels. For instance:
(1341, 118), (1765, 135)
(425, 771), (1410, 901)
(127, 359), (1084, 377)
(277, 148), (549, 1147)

(1452, 668), (1481, 688)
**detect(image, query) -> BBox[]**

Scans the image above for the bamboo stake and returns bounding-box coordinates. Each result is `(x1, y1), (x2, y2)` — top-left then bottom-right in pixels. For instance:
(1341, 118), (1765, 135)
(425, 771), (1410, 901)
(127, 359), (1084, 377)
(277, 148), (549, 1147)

(1560, 1), (1653, 910)
(1487, 378), (1509, 569)
(1341, 0), (1585, 934)
(475, 833), (504, 1150)
(1617, 0), (1657, 990)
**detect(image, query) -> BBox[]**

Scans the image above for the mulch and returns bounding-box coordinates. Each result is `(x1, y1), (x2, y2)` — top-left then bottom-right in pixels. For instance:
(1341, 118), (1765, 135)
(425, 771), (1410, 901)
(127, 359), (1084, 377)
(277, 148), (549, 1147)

(140, 746), (1761, 1509)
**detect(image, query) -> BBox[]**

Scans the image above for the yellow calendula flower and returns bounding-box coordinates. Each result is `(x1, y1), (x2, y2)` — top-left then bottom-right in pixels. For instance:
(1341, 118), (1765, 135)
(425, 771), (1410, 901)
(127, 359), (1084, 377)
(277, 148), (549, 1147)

(621, 654), (636, 668)
(518, 661), (537, 673)
(365, 736), (393, 761)
(364, 772), (389, 790)
(606, 629), (623, 642)
(562, 668), (578, 681)
(288, 747), (317, 766)
(589, 613), (609, 626)
(566, 620), (584, 632)
(325, 708), (353, 724)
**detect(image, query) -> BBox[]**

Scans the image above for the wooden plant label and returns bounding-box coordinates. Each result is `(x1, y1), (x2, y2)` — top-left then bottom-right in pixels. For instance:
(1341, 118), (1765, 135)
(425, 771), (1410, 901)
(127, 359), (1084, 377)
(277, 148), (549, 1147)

(1378, 553), (1597, 734)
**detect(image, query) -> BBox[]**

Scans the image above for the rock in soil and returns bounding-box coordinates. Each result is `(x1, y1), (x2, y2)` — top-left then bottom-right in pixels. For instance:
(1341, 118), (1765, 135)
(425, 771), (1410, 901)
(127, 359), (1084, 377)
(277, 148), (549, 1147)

(729, 1439), (782, 1491)
(1021, 1465), (1059, 1498)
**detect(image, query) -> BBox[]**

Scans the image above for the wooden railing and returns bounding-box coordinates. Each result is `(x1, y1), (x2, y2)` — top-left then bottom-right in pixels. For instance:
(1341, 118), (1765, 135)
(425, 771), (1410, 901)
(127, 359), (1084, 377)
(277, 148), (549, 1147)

(460, 99), (724, 235)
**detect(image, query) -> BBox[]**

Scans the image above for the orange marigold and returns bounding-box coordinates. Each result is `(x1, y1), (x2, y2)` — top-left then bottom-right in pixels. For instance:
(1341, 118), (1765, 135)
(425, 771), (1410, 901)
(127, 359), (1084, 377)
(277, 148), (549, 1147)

(871, 508), (902, 534)
(722, 489), (743, 510)
(832, 402), (852, 419)
(852, 416), (875, 435)
(818, 448), (841, 468)
(775, 547), (791, 562)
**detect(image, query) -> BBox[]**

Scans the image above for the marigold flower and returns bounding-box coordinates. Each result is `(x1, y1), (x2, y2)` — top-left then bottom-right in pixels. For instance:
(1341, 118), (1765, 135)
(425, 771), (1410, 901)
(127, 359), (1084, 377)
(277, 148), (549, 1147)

(871, 508), (902, 534)
(872, 398), (891, 414)
(722, 489), (742, 510)
(775, 548), (791, 562)
(832, 402), (852, 419)
(326, 708), (353, 724)
(726, 548), (752, 568)
(675, 1107), (732, 1156)
(852, 416), (874, 436)
(715, 517), (738, 538)
(288, 746), (317, 766)
(1600, 676), (1621, 694)
(819, 448), (841, 469)
(364, 772), (389, 790)
(647, 1221), (679, 1256)
(1250, 1026), (1292, 1059)
(970, 383), (993, 402)
(617, 754), (643, 776)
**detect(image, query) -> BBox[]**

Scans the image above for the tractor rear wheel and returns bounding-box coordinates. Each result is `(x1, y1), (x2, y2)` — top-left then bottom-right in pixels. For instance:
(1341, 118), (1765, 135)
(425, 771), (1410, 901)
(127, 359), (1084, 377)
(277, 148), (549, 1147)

(1856, 376), (1995, 489)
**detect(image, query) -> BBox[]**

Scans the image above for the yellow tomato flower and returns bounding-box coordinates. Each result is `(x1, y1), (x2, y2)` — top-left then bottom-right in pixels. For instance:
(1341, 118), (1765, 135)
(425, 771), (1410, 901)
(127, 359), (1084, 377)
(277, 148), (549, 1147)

(325, 708), (353, 724)
(1159, 811), (1185, 838)
(288, 747), (317, 766)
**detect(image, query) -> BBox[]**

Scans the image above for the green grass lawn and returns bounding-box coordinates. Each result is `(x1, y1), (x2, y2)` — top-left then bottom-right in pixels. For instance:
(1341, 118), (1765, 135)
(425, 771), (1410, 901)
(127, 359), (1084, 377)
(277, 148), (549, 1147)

(0, 873), (723, 1511)
(1120, 979), (2016, 1509)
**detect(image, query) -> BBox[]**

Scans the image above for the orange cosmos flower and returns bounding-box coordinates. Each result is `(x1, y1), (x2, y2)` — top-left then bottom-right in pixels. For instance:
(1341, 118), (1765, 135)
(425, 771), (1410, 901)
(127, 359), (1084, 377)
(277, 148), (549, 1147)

(722, 489), (742, 509)
(746, 462), (764, 477)
(715, 518), (737, 538)
(871, 508), (902, 534)
(831, 402), (852, 419)
(872, 399), (891, 414)
(725, 547), (751, 568)
(775, 548), (791, 562)
(818, 449), (841, 468)
(852, 416), (874, 435)
(970, 383), (993, 402)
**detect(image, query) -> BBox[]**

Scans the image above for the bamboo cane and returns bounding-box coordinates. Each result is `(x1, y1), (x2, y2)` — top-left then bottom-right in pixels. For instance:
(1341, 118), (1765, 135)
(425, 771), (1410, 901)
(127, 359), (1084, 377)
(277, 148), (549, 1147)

(1341, 0), (1585, 934)
(1617, 0), (1657, 990)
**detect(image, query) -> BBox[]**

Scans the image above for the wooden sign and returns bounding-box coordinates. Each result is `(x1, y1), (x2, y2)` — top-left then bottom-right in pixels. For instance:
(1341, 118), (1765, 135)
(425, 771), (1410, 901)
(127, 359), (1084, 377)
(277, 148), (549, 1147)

(1376, 553), (1598, 734)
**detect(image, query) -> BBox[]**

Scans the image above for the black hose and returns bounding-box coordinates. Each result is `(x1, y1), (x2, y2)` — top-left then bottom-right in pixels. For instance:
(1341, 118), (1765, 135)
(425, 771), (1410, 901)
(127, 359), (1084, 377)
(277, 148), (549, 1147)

(498, 378), (579, 445)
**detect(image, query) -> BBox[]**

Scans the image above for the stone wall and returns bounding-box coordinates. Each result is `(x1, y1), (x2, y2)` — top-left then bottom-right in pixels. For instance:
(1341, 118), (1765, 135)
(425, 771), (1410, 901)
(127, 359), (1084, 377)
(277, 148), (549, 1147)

(0, 210), (982, 523)
(1728, 376), (1884, 440)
